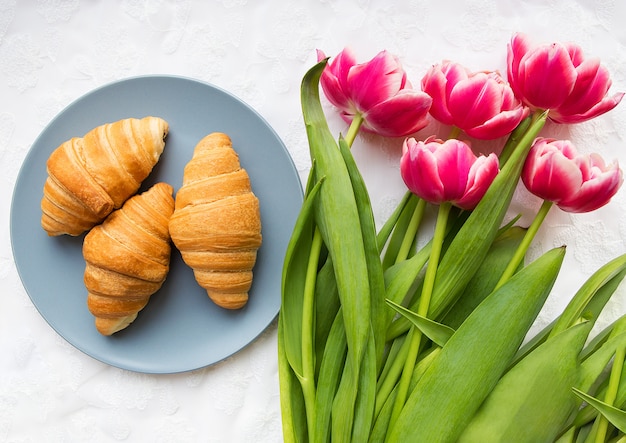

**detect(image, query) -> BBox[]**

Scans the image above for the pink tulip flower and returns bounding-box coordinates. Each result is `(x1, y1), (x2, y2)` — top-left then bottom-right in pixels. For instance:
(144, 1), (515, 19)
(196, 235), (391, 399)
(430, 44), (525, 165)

(522, 138), (623, 213)
(317, 48), (432, 137)
(400, 136), (500, 210)
(421, 61), (528, 139)
(507, 32), (624, 124)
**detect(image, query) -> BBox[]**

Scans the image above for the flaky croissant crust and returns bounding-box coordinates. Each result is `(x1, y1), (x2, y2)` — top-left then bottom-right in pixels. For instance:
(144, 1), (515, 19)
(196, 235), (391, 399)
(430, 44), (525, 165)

(169, 132), (262, 309)
(41, 116), (169, 236)
(83, 182), (175, 336)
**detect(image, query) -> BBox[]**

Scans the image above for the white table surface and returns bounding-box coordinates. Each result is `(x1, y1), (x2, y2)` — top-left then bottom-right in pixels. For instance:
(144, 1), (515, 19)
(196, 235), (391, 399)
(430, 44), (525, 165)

(2, 1), (626, 441)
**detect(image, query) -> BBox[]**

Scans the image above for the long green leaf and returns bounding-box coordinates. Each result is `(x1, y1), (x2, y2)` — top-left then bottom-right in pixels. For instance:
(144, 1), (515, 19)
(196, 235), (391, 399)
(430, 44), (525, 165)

(301, 59), (371, 377)
(281, 176), (324, 378)
(351, 332), (377, 443)
(386, 299), (454, 347)
(550, 253), (626, 338)
(459, 322), (592, 443)
(386, 246), (565, 443)
(383, 243), (430, 339)
(579, 330), (626, 394)
(514, 260), (626, 367)
(570, 359), (626, 429)
(384, 209), (467, 341)
(377, 191), (414, 258)
(573, 388), (626, 433)
(278, 315), (308, 443)
(441, 226), (527, 329)
(370, 348), (441, 443)
(338, 135), (387, 371)
(301, 61), (371, 441)
(314, 308), (347, 443)
(581, 315), (626, 362)
(314, 258), (339, 376)
(381, 193), (420, 269)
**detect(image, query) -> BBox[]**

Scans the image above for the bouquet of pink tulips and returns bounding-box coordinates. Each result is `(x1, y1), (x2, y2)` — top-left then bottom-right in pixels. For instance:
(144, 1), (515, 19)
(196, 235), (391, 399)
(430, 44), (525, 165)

(278, 32), (626, 443)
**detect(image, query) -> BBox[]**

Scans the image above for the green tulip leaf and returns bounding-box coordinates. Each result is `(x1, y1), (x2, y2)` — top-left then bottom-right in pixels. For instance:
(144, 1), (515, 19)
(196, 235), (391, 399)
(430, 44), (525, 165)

(513, 254), (626, 368)
(385, 299), (455, 347)
(278, 315), (309, 443)
(300, 59), (373, 441)
(550, 253), (626, 339)
(572, 387), (626, 433)
(281, 175), (324, 378)
(459, 322), (592, 443)
(386, 246), (565, 443)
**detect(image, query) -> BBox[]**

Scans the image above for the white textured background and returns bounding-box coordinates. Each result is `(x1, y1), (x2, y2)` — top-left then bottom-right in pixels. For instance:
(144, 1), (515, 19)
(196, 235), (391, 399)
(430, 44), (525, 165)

(1, 0), (625, 441)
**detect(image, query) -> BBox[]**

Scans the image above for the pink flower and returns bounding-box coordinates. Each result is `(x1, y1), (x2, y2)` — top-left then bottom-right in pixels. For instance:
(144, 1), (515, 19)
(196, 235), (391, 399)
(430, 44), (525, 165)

(507, 32), (624, 124)
(421, 61), (528, 139)
(400, 137), (500, 210)
(522, 138), (623, 213)
(317, 48), (432, 137)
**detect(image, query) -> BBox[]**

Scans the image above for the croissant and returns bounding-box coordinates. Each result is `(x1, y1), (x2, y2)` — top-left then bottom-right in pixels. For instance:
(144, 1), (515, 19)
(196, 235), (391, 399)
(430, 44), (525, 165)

(83, 182), (175, 336)
(41, 116), (169, 236)
(169, 132), (262, 310)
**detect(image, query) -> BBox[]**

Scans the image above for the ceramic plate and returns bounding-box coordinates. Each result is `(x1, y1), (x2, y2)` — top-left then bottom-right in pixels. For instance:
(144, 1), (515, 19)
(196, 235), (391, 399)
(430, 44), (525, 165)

(10, 75), (303, 374)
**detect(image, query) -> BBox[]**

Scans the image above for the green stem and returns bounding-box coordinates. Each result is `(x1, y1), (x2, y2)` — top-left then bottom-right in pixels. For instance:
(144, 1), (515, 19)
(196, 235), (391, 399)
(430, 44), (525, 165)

(386, 202), (452, 437)
(449, 126), (462, 139)
(395, 198), (427, 263)
(301, 227), (323, 441)
(494, 199), (553, 290)
(344, 113), (364, 147)
(373, 197), (426, 409)
(498, 113), (533, 166)
(595, 347), (625, 442)
(375, 334), (410, 416)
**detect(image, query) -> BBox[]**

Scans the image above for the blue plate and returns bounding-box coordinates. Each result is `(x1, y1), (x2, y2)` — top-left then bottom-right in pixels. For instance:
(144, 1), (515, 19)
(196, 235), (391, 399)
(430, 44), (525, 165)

(10, 75), (303, 374)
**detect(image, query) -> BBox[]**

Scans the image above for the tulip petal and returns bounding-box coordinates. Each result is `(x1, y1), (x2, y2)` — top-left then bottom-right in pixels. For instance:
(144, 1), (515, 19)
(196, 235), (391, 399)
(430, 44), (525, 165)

(401, 140), (445, 203)
(434, 141), (475, 201)
(523, 147), (583, 202)
(319, 48), (432, 137)
(507, 33), (622, 124)
(448, 74), (502, 129)
(401, 138), (500, 209)
(465, 107), (528, 139)
(455, 153), (500, 210)
(522, 138), (624, 213)
(349, 50), (406, 112)
(320, 73), (353, 111)
(550, 92), (624, 124)
(517, 43), (577, 109)
(554, 59), (611, 117)
(507, 33), (533, 98)
(319, 48), (357, 111)
(558, 165), (623, 212)
(425, 60), (525, 140)
(565, 42), (586, 67)
(421, 64), (455, 125)
(363, 90), (432, 137)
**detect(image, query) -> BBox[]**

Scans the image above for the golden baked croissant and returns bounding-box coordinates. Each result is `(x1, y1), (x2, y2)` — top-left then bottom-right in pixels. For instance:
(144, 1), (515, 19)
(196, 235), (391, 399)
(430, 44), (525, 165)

(169, 132), (262, 309)
(41, 116), (169, 236)
(83, 182), (175, 336)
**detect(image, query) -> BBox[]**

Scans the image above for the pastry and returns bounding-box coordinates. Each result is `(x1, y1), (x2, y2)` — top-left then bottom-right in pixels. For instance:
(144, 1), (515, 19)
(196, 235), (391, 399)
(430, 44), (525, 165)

(41, 116), (169, 236)
(169, 132), (262, 309)
(83, 182), (175, 335)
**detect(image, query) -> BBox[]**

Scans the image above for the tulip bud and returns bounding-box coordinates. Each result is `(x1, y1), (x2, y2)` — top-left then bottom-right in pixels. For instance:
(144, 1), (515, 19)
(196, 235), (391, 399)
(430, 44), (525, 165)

(421, 61), (528, 139)
(400, 137), (499, 210)
(318, 48), (432, 137)
(507, 32), (624, 123)
(522, 137), (623, 212)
